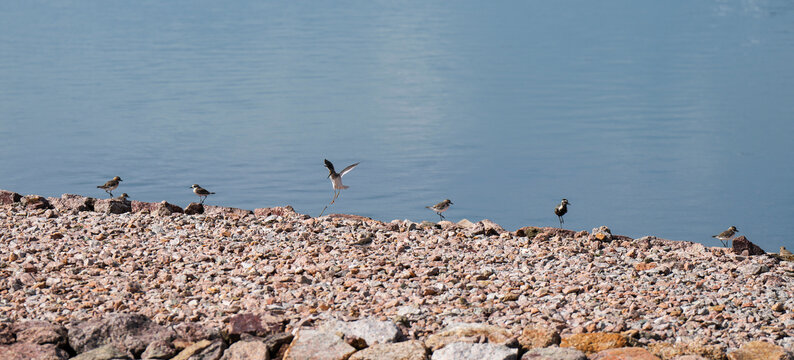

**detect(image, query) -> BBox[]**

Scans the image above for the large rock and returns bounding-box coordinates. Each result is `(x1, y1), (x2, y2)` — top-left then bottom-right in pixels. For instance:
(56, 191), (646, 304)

(131, 201), (183, 215)
(590, 347), (661, 360)
(518, 326), (560, 349)
(93, 199), (131, 214)
(466, 220), (505, 236)
(521, 347), (587, 360)
(220, 339), (270, 360)
(173, 322), (221, 343)
(48, 194), (94, 212)
(0, 342), (69, 360)
(0, 190), (22, 205)
(226, 313), (285, 340)
(71, 344), (129, 360)
(430, 342), (517, 360)
(560, 333), (629, 354)
(319, 318), (402, 346)
(141, 339), (176, 360)
(732, 237), (766, 256)
(349, 340), (428, 360)
(171, 340), (212, 360)
(727, 341), (792, 360)
(254, 206), (298, 218)
(204, 205), (253, 218)
(647, 341), (726, 360)
(282, 329), (356, 360)
(21, 195), (52, 210)
(425, 323), (513, 351)
(67, 313), (176, 356)
(13, 320), (67, 346)
(185, 202), (205, 215)
(589, 226), (613, 242)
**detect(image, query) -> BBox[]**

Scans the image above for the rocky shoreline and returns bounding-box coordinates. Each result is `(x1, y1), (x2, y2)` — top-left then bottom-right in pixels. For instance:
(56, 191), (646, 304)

(1, 189), (793, 360)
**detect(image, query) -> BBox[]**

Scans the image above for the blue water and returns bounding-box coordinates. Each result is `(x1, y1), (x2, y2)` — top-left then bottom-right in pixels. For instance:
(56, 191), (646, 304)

(1, 1), (793, 250)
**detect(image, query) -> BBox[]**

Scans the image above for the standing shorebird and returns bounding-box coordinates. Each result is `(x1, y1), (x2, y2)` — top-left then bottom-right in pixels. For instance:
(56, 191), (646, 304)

(780, 246), (792, 256)
(426, 199), (453, 221)
(319, 159), (359, 217)
(190, 184), (215, 204)
(554, 198), (570, 227)
(712, 226), (738, 247)
(97, 176), (122, 197)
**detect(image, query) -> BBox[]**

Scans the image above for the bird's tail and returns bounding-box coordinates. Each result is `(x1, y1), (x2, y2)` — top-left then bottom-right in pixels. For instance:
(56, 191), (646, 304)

(341, 185), (349, 190)
(96, 186), (102, 189)
(425, 206), (432, 209)
(210, 192), (216, 195)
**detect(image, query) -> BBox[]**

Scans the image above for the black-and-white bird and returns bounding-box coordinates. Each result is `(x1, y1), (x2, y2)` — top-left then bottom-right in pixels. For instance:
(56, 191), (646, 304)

(324, 159), (359, 205)
(190, 184), (215, 204)
(97, 176), (122, 197)
(426, 199), (453, 221)
(712, 226), (738, 247)
(554, 198), (570, 227)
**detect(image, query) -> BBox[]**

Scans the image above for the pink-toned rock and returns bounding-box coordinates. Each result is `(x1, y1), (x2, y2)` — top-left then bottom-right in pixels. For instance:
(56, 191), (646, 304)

(283, 329), (356, 360)
(522, 347), (586, 360)
(560, 333), (629, 354)
(731, 237), (766, 256)
(47, 194), (94, 212)
(318, 318), (403, 346)
(204, 205), (253, 217)
(425, 323), (513, 351)
(349, 340), (428, 360)
(328, 213), (373, 221)
(0, 342), (69, 360)
(727, 341), (792, 360)
(184, 202), (204, 215)
(254, 206), (298, 218)
(93, 199), (131, 214)
(467, 219), (505, 236)
(0, 190), (22, 205)
(21, 195), (51, 210)
(131, 200), (183, 215)
(226, 313), (284, 339)
(591, 347), (661, 360)
(13, 320), (66, 346)
(518, 326), (560, 349)
(142, 339), (177, 360)
(589, 226), (613, 242)
(67, 313), (176, 356)
(220, 339), (270, 360)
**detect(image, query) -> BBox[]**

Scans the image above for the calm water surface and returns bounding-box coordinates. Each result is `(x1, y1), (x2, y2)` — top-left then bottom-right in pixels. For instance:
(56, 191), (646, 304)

(1, 1), (793, 250)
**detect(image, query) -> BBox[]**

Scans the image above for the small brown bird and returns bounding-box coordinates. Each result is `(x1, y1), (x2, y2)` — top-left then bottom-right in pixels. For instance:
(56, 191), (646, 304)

(114, 193), (130, 202)
(190, 184), (215, 204)
(712, 226), (738, 247)
(554, 199), (570, 227)
(97, 176), (122, 197)
(781, 246), (792, 256)
(426, 199), (453, 221)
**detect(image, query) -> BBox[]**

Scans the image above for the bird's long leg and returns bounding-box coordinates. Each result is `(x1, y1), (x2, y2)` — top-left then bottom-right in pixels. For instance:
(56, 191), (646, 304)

(106, 190), (113, 198)
(558, 216), (563, 228)
(438, 213), (445, 221)
(200, 196), (205, 205)
(319, 191), (337, 217)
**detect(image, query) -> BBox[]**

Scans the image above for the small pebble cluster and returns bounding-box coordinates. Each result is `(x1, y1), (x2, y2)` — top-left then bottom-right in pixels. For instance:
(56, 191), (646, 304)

(1, 190), (793, 359)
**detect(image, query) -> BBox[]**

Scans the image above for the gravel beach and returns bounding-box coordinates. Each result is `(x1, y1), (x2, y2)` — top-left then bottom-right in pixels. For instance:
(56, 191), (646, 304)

(1, 190), (793, 359)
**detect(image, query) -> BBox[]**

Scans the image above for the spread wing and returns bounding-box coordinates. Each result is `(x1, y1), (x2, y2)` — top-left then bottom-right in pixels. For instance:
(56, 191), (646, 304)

(340, 162), (360, 177)
(324, 159), (335, 175)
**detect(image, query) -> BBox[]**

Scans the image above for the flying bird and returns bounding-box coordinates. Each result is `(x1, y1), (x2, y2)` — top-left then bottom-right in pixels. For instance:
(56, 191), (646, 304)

(97, 176), (122, 197)
(426, 199), (453, 221)
(324, 159), (359, 205)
